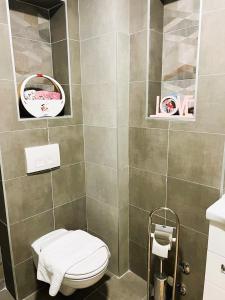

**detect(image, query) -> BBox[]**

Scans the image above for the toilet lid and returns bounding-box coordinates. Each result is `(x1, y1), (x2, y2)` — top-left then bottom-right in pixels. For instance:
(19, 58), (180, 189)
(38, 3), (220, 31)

(65, 246), (109, 280)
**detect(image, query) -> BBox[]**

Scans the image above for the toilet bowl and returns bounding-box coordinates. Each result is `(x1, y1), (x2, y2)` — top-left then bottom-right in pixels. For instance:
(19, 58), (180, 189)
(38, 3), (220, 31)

(32, 229), (110, 296)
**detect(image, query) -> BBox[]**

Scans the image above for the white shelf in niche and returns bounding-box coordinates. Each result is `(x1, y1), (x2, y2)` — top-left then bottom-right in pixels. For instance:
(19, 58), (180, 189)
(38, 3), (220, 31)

(147, 115), (196, 122)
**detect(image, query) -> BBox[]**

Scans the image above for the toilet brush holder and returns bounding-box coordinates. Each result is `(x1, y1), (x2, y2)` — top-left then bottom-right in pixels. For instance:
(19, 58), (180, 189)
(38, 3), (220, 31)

(147, 207), (180, 300)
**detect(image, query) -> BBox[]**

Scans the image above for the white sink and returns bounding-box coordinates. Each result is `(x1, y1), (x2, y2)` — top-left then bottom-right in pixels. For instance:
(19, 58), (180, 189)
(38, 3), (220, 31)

(203, 194), (225, 300)
(206, 194), (225, 225)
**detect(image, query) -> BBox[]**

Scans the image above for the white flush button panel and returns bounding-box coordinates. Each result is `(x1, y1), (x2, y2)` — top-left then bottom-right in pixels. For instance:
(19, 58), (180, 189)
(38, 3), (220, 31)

(25, 144), (60, 174)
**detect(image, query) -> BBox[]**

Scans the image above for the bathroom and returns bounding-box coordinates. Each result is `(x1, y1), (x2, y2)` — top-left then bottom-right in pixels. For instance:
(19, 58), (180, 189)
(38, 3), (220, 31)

(0, 0), (224, 299)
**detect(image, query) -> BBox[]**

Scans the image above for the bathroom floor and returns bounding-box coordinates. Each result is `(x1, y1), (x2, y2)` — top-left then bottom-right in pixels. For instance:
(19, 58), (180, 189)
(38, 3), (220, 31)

(22, 271), (147, 300)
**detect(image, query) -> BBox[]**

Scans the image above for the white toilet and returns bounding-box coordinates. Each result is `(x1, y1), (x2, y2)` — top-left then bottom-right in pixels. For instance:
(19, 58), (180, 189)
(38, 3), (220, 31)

(32, 229), (110, 296)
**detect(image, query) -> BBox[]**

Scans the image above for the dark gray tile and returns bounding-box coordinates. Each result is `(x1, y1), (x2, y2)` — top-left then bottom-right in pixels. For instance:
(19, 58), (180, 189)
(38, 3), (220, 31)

(167, 177), (220, 234)
(50, 3), (67, 43)
(3, 260), (16, 299)
(129, 127), (168, 175)
(129, 205), (148, 249)
(52, 40), (69, 84)
(86, 163), (118, 208)
(0, 24), (14, 80)
(15, 258), (44, 300)
(70, 40), (81, 84)
(99, 271), (147, 300)
(168, 131), (224, 188)
(130, 31), (147, 82)
(0, 180), (7, 224)
(129, 167), (166, 212)
(84, 126), (117, 168)
(129, 241), (147, 281)
(0, 129), (48, 180)
(6, 173), (52, 224)
(48, 125), (84, 166)
(54, 197), (86, 230)
(150, 0), (164, 32)
(11, 210), (54, 264)
(85, 291), (108, 300)
(52, 163), (85, 207)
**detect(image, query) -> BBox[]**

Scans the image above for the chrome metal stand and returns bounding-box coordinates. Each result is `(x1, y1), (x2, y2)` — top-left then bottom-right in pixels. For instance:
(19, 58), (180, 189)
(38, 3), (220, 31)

(147, 207), (180, 300)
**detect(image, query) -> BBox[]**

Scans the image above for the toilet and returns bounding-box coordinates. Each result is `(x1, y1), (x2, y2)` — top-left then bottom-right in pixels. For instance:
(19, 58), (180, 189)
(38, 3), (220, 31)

(31, 229), (110, 296)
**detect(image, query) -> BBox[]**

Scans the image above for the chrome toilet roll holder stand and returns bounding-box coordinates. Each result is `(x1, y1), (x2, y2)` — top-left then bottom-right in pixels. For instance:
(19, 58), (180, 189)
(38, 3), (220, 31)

(147, 207), (180, 300)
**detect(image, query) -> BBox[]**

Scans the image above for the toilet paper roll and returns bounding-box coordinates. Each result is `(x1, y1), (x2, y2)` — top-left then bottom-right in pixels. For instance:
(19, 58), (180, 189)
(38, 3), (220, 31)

(152, 238), (171, 258)
(152, 224), (173, 258)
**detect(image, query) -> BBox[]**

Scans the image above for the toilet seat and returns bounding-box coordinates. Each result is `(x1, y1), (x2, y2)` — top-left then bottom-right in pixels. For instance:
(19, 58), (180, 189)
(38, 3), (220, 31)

(32, 229), (109, 282)
(65, 247), (109, 280)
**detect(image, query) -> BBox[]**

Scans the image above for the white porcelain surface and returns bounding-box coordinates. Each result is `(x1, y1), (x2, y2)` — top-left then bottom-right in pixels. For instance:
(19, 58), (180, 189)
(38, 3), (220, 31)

(206, 194), (225, 224)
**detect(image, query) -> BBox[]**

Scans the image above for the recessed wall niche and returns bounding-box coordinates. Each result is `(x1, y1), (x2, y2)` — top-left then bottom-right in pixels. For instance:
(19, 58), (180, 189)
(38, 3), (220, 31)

(147, 0), (201, 120)
(8, 0), (72, 119)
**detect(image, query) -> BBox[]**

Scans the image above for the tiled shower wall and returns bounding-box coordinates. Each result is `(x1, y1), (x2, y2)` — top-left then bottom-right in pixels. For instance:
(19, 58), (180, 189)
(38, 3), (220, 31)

(0, 0), (85, 299)
(79, 0), (130, 276)
(129, 0), (225, 299)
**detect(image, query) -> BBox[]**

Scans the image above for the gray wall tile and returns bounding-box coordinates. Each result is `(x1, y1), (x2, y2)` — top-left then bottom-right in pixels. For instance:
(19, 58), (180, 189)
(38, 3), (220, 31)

(130, 127), (168, 175)
(49, 125), (84, 166)
(54, 197), (87, 230)
(130, 30), (147, 82)
(167, 177), (220, 234)
(11, 210), (54, 264)
(6, 173), (52, 224)
(86, 163), (118, 208)
(0, 129), (48, 180)
(52, 163), (85, 207)
(82, 83), (116, 127)
(15, 258), (43, 300)
(130, 0), (148, 33)
(81, 33), (116, 84)
(129, 167), (166, 212)
(0, 0), (8, 24)
(199, 9), (225, 75)
(84, 126), (117, 168)
(67, 0), (79, 40)
(0, 24), (14, 80)
(168, 131), (224, 188)
(70, 40), (81, 84)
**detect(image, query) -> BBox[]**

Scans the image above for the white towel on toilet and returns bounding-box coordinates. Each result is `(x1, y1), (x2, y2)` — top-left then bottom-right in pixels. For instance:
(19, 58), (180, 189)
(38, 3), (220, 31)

(36, 230), (109, 296)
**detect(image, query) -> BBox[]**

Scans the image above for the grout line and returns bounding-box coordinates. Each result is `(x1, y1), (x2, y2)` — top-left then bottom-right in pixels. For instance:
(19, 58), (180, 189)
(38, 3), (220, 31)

(129, 125), (225, 137)
(11, 35), (51, 45)
(10, 208), (53, 226)
(129, 203), (209, 237)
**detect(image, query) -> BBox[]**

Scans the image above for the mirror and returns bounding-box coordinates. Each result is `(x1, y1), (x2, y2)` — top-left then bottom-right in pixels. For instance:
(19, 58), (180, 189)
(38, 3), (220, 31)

(146, 0), (201, 120)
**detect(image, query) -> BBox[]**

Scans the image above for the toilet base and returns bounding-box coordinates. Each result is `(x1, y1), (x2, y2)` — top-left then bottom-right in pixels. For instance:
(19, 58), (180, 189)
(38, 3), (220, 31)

(59, 266), (107, 296)
(60, 285), (76, 296)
